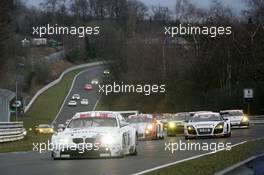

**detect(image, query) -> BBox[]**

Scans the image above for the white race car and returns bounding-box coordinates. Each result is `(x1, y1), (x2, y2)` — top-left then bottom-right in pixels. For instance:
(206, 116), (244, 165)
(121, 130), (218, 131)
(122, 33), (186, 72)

(127, 114), (164, 140)
(72, 94), (80, 100)
(91, 79), (99, 85)
(220, 110), (249, 128)
(103, 69), (110, 75)
(51, 111), (137, 159)
(68, 100), (77, 106)
(80, 99), (89, 105)
(185, 112), (231, 139)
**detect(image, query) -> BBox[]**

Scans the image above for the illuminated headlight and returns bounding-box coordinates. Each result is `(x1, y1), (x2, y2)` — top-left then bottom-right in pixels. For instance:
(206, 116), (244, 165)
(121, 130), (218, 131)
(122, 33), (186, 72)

(58, 138), (71, 145)
(101, 135), (114, 145)
(187, 126), (194, 130)
(39, 129), (43, 132)
(168, 122), (176, 128)
(215, 123), (224, 129)
(147, 124), (153, 130)
(242, 116), (249, 122)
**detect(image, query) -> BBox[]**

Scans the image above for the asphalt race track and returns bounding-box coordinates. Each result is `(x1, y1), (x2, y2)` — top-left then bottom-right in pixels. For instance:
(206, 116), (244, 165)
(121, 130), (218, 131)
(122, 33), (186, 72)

(53, 65), (104, 125)
(1, 65), (264, 175)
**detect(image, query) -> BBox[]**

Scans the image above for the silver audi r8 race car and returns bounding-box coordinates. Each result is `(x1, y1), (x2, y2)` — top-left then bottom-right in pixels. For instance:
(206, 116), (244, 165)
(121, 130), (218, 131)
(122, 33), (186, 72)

(51, 111), (137, 159)
(220, 109), (249, 128)
(127, 114), (164, 140)
(184, 112), (231, 139)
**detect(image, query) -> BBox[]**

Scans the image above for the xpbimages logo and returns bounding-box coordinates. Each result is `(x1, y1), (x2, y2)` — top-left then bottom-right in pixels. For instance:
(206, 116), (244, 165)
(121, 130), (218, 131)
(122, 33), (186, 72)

(32, 24), (100, 37)
(98, 82), (166, 96)
(164, 140), (232, 154)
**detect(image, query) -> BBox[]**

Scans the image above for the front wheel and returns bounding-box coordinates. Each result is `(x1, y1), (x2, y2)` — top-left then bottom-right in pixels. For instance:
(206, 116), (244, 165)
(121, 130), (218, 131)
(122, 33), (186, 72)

(224, 132), (231, 138)
(130, 146), (138, 156)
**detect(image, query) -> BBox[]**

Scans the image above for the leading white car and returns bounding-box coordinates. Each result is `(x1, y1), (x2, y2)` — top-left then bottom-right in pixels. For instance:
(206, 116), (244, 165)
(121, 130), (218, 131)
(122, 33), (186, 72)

(72, 94), (80, 100)
(220, 109), (249, 128)
(51, 111), (137, 159)
(184, 112), (231, 139)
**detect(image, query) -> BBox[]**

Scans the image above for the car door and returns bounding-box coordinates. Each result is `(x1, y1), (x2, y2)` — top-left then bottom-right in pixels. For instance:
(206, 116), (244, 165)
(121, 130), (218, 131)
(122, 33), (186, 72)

(118, 115), (131, 149)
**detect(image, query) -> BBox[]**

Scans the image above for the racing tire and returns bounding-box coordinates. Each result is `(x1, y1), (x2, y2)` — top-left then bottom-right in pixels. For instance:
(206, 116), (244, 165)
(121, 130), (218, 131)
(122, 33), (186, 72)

(51, 152), (61, 160)
(130, 146), (138, 156)
(159, 132), (165, 139)
(224, 132), (231, 138)
(185, 136), (194, 140)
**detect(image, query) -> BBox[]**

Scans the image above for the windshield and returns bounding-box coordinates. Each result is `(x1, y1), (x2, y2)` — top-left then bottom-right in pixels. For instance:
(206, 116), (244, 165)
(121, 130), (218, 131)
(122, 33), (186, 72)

(171, 114), (190, 121)
(221, 111), (243, 117)
(191, 114), (222, 122)
(68, 117), (117, 128)
(127, 117), (152, 123)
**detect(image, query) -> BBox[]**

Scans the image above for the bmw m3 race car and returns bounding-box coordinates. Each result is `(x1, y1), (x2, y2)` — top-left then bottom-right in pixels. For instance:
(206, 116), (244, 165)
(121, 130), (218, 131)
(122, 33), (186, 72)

(220, 109), (249, 128)
(127, 114), (164, 140)
(51, 111), (137, 159)
(184, 112), (231, 139)
(167, 112), (191, 137)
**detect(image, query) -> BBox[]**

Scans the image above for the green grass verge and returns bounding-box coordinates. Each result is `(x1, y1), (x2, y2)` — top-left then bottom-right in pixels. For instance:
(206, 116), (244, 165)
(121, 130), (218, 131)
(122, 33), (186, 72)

(0, 69), (84, 153)
(146, 139), (264, 175)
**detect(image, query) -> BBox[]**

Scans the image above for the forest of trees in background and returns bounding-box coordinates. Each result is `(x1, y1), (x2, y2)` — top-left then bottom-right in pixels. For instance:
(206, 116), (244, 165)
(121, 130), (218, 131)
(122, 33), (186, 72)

(0, 0), (263, 114)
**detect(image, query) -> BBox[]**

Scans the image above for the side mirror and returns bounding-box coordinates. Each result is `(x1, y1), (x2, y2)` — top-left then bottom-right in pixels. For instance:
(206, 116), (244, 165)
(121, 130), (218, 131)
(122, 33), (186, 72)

(120, 122), (129, 128)
(57, 124), (66, 132)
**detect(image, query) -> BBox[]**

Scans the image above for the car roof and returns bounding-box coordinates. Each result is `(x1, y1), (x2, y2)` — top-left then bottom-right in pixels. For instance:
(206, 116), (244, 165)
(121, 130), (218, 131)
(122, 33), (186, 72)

(128, 114), (153, 119)
(193, 112), (220, 116)
(220, 109), (243, 113)
(73, 111), (119, 119)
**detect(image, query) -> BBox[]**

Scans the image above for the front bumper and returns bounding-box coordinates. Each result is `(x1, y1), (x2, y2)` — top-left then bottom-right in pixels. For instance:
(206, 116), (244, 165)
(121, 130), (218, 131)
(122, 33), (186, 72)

(185, 127), (229, 138)
(52, 144), (123, 159)
(230, 121), (249, 127)
(167, 126), (184, 136)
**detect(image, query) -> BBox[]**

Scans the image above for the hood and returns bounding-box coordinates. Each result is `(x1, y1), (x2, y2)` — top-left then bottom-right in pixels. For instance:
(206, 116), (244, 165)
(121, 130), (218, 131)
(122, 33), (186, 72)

(189, 121), (221, 128)
(57, 127), (120, 138)
(168, 120), (185, 125)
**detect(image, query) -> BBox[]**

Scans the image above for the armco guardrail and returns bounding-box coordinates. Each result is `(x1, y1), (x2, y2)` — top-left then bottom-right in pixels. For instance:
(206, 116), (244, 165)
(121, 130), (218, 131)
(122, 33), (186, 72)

(24, 61), (106, 113)
(0, 122), (25, 143)
(250, 115), (264, 124)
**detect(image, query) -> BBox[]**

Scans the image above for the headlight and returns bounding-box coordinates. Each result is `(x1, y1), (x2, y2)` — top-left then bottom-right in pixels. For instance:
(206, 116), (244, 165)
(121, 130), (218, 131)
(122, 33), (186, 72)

(39, 129), (43, 132)
(187, 126), (195, 130)
(50, 128), (54, 132)
(168, 122), (176, 128)
(242, 116), (249, 122)
(58, 138), (71, 145)
(147, 124), (153, 130)
(101, 135), (114, 145)
(215, 123), (224, 129)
